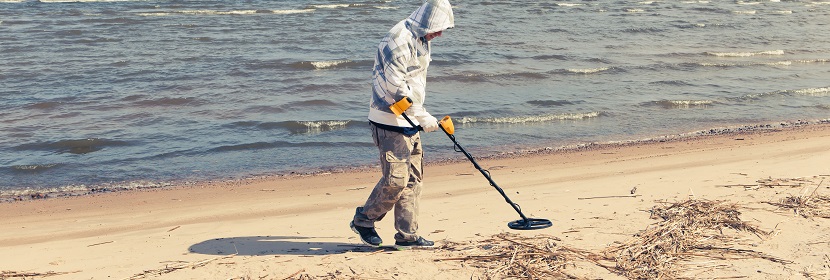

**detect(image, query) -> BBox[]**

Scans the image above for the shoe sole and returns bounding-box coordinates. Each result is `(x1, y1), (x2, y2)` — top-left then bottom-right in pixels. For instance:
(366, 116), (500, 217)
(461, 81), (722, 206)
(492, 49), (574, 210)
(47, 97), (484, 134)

(350, 222), (382, 247)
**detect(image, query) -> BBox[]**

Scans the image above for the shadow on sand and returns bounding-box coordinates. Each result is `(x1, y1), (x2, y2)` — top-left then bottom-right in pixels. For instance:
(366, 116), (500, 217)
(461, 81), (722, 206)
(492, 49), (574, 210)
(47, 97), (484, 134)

(188, 236), (394, 256)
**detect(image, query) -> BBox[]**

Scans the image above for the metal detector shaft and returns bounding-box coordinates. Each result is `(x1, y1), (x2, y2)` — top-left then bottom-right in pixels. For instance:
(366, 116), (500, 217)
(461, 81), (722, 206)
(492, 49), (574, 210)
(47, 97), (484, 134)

(389, 97), (551, 230)
(394, 108), (528, 220)
(437, 125), (530, 221)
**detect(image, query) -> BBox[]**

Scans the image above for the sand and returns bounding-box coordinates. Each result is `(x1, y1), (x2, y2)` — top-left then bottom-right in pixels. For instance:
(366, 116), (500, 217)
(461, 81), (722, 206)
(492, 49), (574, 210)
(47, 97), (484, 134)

(2, 123), (830, 279)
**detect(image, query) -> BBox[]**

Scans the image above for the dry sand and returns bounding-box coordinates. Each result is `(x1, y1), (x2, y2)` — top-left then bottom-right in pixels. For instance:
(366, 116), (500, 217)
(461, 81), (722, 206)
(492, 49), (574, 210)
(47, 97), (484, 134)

(2, 123), (830, 279)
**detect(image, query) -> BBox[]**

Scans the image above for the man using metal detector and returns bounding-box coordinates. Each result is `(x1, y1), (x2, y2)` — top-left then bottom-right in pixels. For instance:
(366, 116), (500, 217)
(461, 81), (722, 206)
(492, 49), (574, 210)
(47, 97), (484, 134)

(350, 0), (454, 249)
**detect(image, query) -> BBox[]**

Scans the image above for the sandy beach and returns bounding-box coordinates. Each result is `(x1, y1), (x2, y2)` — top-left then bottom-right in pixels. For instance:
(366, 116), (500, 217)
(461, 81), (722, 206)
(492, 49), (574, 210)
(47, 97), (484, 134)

(2, 123), (830, 279)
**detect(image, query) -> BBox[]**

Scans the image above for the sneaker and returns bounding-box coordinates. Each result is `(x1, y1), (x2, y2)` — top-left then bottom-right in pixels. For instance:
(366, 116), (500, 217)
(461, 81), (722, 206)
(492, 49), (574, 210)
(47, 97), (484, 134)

(350, 221), (382, 246)
(394, 237), (434, 249)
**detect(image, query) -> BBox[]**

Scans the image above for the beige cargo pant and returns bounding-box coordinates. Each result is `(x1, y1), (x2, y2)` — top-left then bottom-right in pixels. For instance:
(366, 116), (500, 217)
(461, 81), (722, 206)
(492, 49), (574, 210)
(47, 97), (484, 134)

(353, 123), (423, 242)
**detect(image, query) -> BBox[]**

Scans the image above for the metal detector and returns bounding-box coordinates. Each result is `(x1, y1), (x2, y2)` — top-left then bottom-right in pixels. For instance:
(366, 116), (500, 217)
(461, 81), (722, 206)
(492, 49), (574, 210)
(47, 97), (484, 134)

(390, 97), (553, 230)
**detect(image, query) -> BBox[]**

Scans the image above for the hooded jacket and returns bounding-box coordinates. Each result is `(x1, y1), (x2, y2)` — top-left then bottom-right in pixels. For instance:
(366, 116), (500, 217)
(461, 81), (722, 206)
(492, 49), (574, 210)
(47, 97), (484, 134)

(368, 0), (455, 129)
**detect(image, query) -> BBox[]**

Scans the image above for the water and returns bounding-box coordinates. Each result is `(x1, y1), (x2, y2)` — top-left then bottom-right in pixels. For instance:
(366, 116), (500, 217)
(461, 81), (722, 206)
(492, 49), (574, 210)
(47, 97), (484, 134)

(2, 0), (829, 195)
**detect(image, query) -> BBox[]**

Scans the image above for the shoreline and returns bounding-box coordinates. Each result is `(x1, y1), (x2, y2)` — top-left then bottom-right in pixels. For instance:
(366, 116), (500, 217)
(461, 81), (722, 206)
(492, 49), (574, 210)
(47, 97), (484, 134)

(1, 118), (829, 279)
(3, 117), (828, 203)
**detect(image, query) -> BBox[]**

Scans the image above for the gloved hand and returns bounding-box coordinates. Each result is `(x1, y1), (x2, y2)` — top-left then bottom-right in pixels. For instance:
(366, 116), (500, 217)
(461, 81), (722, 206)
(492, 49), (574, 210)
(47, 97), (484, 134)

(420, 115), (439, 132)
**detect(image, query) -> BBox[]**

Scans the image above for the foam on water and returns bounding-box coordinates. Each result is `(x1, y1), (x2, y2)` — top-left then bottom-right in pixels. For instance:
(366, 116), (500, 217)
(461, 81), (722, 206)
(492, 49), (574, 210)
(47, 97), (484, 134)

(457, 112), (602, 124)
(566, 67), (610, 74)
(707, 50), (785, 57)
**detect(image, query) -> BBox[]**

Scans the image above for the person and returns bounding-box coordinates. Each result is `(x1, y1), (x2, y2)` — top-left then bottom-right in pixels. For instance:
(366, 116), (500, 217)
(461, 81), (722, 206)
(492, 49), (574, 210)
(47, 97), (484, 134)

(350, 0), (454, 249)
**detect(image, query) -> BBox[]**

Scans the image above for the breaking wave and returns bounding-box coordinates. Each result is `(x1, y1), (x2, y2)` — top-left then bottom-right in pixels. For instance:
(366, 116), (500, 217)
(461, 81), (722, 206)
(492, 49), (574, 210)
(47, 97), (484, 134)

(565, 67), (610, 74)
(137, 9), (315, 16)
(14, 138), (131, 154)
(289, 60), (369, 70)
(737, 87), (830, 100)
(456, 112), (602, 124)
(645, 100), (717, 109)
(706, 50), (784, 57)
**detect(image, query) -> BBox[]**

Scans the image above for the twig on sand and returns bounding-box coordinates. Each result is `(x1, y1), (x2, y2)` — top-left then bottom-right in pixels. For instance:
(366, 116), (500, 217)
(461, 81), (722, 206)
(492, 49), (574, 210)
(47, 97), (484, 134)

(87, 241), (114, 247)
(122, 254), (237, 280)
(281, 268), (305, 280)
(1, 270), (80, 278)
(577, 194), (641, 200)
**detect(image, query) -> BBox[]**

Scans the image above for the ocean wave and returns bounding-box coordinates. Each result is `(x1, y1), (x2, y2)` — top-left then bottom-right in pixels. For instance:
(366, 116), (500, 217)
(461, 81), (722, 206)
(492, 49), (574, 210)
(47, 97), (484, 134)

(695, 58), (829, 68)
(134, 97), (203, 107)
(738, 87), (830, 100)
(209, 140), (372, 152)
(289, 60), (367, 70)
(14, 138), (131, 154)
(137, 9), (315, 17)
(7, 163), (61, 173)
(785, 87), (830, 97)
(305, 3), (378, 9)
(456, 112), (601, 124)
(226, 120), (361, 133)
(526, 100), (580, 107)
(645, 100), (717, 109)
(565, 67), (610, 74)
(435, 71), (549, 83)
(649, 80), (694, 86)
(283, 99), (339, 108)
(706, 50), (784, 57)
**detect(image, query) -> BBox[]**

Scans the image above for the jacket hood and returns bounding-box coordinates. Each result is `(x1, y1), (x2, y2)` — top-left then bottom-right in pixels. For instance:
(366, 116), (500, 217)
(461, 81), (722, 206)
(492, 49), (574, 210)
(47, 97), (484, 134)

(406, 0), (455, 38)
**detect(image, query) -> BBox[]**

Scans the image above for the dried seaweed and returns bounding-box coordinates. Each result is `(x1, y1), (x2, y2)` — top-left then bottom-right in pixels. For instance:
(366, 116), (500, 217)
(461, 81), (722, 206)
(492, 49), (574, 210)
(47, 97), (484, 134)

(437, 233), (600, 279)
(765, 180), (830, 218)
(603, 199), (787, 279)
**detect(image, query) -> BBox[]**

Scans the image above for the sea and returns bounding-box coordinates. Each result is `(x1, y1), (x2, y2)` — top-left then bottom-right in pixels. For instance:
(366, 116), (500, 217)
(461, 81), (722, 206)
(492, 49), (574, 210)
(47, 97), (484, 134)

(1, 0), (829, 198)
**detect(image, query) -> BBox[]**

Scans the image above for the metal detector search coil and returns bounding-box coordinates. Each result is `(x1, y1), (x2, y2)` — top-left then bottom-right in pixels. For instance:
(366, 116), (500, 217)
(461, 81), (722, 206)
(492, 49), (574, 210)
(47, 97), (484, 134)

(390, 97), (552, 230)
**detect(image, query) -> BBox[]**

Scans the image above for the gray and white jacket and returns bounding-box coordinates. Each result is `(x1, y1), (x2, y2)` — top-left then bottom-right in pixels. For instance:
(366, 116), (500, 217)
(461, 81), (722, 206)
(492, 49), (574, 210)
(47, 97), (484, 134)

(367, 0), (454, 128)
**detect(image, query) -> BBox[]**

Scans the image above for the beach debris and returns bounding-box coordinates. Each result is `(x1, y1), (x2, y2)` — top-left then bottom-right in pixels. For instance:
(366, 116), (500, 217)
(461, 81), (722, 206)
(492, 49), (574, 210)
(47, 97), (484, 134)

(435, 199), (791, 279)
(280, 268), (310, 280)
(629, 186), (638, 194)
(602, 199), (788, 279)
(577, 194), (641, 200)
(87, 241), (114, 247)
(765, 180), (830, 218)
(435, 232), (598, 279)
(719, 176), (814, 190)
(122, 254), (237, 280)
(0, 270), (80, 278)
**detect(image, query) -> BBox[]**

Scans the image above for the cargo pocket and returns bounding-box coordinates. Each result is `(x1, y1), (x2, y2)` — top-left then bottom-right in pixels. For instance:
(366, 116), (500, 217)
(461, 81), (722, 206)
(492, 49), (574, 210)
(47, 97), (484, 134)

(385, 151), (409, 190)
